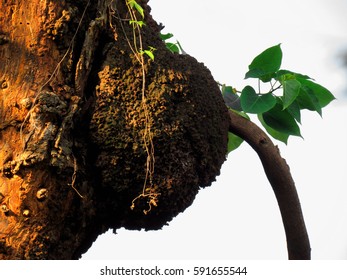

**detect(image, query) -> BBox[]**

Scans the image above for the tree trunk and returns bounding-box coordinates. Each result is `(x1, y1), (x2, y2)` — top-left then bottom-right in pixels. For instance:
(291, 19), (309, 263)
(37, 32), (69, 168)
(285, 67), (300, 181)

(0, 0), (310, 260)
(0, 0), (229, 259)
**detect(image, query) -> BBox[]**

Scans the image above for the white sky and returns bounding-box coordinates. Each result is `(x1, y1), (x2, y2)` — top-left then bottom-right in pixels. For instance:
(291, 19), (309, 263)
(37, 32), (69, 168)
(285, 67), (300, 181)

(82, 0), (347, 259)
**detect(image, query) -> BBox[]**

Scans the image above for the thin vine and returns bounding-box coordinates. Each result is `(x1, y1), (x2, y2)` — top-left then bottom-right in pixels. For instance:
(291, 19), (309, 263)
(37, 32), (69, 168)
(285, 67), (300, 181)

(110, 0), (159, 214)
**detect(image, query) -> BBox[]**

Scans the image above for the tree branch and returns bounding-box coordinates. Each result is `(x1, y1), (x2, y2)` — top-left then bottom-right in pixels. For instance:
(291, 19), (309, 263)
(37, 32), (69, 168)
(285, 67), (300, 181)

(228, 110), (311, 260)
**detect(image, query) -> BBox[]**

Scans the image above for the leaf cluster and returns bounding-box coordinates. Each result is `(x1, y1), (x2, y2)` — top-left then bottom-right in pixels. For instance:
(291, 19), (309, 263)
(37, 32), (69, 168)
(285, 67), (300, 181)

(125, 0), (156, 61)
(223, 44), (335, 152)
(160, 33), (185, 54)
(127, 0), (145, 28)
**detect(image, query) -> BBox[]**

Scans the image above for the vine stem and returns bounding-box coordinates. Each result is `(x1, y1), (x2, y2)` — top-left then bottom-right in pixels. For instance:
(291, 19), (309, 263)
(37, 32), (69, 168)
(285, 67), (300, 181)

(119, 0), (157, 213)
(228, 109), (311, 260)
(126, 0), (155, 193)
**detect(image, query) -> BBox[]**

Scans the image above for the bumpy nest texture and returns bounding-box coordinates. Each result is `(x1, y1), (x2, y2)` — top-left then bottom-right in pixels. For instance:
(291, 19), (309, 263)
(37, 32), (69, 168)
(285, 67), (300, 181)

(89, 5), (229, 231)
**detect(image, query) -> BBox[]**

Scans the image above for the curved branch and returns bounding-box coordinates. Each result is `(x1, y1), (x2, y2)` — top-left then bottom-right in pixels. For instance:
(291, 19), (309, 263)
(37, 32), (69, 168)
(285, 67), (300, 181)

(228, 110), (311, 260)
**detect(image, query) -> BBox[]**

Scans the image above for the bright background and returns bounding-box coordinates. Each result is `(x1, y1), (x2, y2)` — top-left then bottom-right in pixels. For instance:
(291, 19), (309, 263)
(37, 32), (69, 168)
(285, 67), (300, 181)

(82, 0), (347, 259)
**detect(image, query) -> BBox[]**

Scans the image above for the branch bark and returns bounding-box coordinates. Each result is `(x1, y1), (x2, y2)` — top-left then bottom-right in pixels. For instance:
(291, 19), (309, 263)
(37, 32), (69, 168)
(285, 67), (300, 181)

(228, 110), (311, 260)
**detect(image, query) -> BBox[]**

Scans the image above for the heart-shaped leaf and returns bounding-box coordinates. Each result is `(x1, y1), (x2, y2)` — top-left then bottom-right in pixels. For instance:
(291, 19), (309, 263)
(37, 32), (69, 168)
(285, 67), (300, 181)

(262, 103), (302, 137)
(240, 86), (276, 113)
(245, 44), (282, 81)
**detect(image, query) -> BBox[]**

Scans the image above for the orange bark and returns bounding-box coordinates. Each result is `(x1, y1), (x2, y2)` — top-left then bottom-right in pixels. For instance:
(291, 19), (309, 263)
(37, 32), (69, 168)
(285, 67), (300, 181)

(0, 0), (309, 260)
(0, 0), (229, 259)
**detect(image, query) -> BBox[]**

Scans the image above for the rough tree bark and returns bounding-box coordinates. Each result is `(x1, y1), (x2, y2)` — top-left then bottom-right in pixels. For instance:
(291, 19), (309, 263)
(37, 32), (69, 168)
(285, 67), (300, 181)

(0, 0), (310, 259)
(228, 111), (310, 259)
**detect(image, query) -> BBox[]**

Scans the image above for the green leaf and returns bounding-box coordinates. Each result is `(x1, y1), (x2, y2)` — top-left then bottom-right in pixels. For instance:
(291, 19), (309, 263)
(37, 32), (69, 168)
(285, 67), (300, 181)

(222, 86), (242, 111)
(297, 78), (335, 108)
(245, 44), (282, 81)
(240, 86), (276, 113)
(245, 69), (276, 82)
(296, 86), (322, 115)
(227, 132), (244, 153)
(276, 70), (312, 82)
(165, 42), (180, 53)
(286, 100), (301, 123)
(258, 114), (289, 144)
(282, 79), (301, 109)
(262, 103), (302, 137)
(128, 0), (144, 18)
(129, 20), (145, 27)
(160, 33), (174, 41)
(176, 40), (186, 54)
(142, 50), (155, 60)
(222, 85), (234, 95)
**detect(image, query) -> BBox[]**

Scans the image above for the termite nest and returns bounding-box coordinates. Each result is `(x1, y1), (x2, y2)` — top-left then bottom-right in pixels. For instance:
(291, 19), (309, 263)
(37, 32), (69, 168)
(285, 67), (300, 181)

(90, 45), (229, 230)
